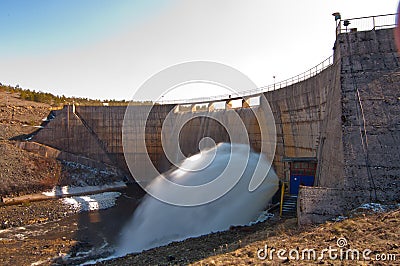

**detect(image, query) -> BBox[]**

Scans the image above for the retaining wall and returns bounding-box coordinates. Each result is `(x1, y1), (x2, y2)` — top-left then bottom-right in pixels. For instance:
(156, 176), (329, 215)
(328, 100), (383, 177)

(299, 28), (400, 224)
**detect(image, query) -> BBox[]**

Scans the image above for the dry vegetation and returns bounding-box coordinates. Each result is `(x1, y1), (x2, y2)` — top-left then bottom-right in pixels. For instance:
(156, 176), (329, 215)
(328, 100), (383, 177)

(0, 142), (61, 197)
(0, 90), (51, 141)
(191, 209), (400, 265)
(0, 90), (62, 197)
(0, 83), (147, 107)
(100, 208), (400, 265)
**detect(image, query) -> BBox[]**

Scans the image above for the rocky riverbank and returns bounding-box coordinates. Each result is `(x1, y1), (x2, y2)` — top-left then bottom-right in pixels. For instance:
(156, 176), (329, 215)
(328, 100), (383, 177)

(0, 198), (79, 265)
(0, 183), (144, 266)
(98, 206), (400, 265)
(0, 188), (398, 266)
(0, 199), (75, 229)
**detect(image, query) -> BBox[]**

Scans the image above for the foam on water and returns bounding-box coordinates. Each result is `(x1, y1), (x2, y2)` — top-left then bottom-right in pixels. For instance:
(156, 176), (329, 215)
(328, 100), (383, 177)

(116, 143), (279, 256)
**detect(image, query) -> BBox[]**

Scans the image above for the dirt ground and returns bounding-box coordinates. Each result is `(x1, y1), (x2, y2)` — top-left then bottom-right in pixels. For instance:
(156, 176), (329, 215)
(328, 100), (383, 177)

(0, 199), (76, 229)
(99, 208), (400, 266)
(0, 91), (62, 198)
(0, 200), (81, 266)
(0, 141), (62, 197)
(0, 200), (79, 266)
(0, 90), (51, 141)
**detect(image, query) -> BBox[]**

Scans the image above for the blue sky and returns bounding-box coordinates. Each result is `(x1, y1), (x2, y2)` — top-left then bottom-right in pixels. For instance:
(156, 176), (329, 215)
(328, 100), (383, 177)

(0, 1), (398, 100)
(0, 0), (171, 57)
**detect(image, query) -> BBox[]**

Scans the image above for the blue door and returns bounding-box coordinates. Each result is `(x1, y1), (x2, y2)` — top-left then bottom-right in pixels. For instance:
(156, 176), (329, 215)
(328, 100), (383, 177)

(288, 160), (317, 195)
(290, 175), (300, 194)
(290, 175), (315, 195)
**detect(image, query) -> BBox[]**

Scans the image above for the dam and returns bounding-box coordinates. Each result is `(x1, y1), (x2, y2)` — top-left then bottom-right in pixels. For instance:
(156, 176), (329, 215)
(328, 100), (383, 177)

(24, 17), (400, 224)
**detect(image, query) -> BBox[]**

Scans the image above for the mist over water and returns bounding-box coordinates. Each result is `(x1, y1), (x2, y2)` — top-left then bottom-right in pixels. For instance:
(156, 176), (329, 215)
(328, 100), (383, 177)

(116, 143), (279, 256)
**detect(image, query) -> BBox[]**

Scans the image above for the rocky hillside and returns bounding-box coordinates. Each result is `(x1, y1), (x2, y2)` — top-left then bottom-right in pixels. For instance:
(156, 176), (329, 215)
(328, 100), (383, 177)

(0, 90), (61, 197)
(0, 142), (61, 197)
(0, 90), (52, 141)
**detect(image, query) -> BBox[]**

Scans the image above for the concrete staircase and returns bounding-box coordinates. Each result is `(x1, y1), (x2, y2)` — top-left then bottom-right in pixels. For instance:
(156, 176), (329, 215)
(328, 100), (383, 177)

(281, 194), (298, 218)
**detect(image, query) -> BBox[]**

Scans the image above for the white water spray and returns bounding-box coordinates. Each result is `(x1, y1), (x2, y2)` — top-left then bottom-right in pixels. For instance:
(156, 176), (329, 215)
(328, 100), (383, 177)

(116, 143), (279, 256)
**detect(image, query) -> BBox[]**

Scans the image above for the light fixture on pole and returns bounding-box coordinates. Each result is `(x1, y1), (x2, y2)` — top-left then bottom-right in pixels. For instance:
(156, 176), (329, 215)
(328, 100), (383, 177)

(273, 76), (276, 90)
(332, 12), (341, 21)
(343, 20), (351, 32)
(332, 12), (341, 35)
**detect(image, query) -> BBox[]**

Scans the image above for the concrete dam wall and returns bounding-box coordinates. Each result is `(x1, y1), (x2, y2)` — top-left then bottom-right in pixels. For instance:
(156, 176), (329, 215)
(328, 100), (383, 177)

(31, 28), (400, 224)
(32, 69), (331, 182)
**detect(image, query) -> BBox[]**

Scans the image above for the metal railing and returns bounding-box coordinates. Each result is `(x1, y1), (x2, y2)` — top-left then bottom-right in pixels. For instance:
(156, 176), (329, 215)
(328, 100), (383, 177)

(259, 56), (333, 91)
(336, 13), (397, 35)
(279, 181), (286, 217)
(157, 55), (333, 105)
(157, 13), (398, 106)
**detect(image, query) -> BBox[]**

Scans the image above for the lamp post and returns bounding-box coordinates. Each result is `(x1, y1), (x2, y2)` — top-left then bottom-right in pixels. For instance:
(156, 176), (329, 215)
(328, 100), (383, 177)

(273, 76), (276, 90)
(332, 12), (341, 35)
(343, 20), (351, 33)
